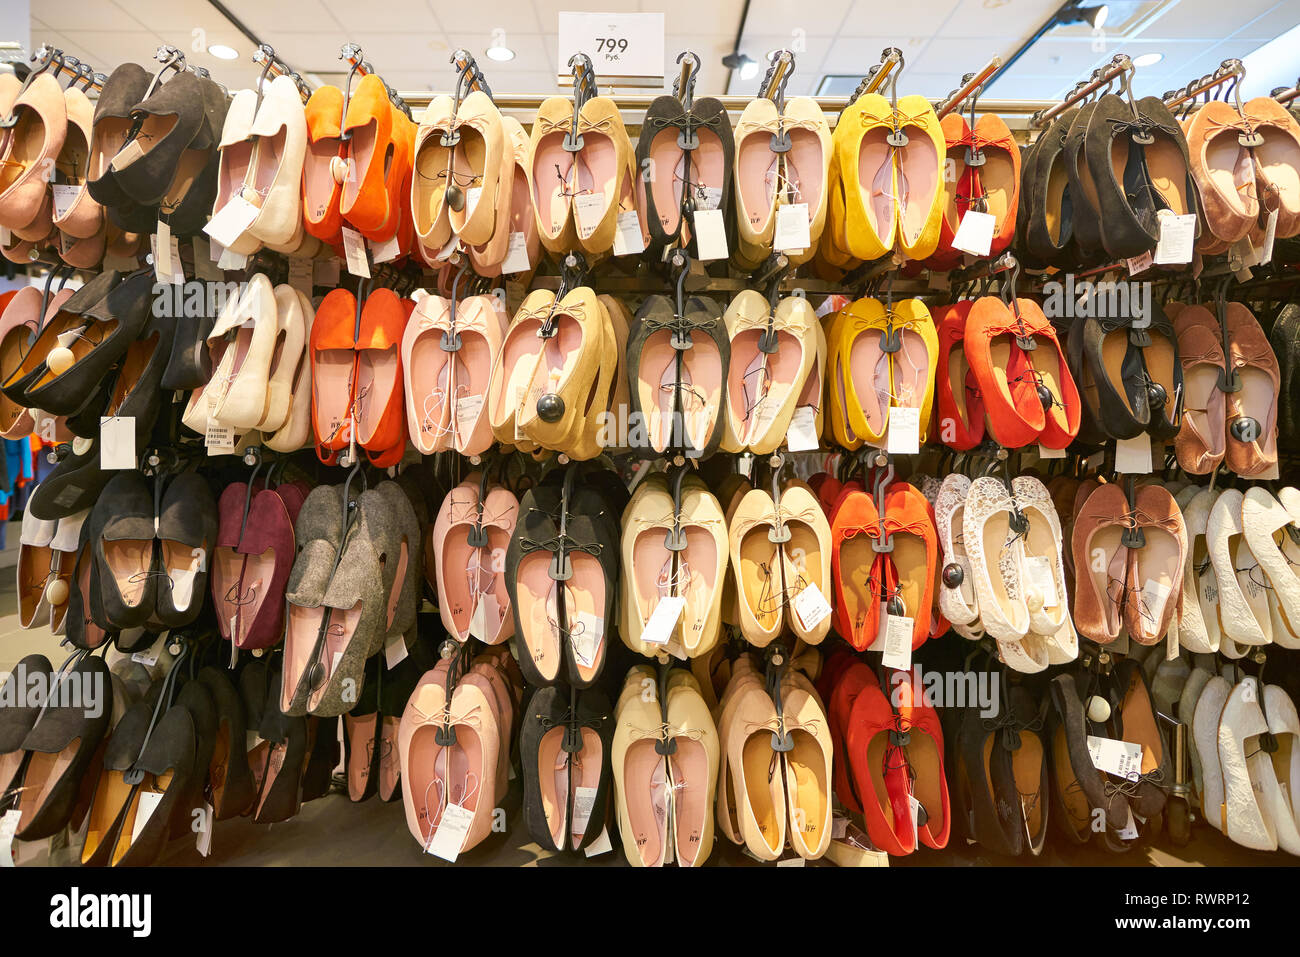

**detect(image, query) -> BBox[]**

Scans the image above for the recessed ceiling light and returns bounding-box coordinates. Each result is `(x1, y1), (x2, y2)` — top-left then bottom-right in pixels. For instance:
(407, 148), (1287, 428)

(208, 44), (239, 61)
(486, 43), (515, 62)
(740, 59), (760, 81)
(1133, 52), (1164, 67)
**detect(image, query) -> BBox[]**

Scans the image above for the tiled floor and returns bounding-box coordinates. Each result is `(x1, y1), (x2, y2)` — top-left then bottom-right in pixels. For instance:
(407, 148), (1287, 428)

(0, 522), (1287, 868)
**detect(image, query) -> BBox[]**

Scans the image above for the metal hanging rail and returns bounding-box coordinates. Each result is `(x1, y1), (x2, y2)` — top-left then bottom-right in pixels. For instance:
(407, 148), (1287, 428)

(252, 44), (310, 101)
(936, 56), (1002, 119)
(1030, 53), (1133, 128)
(1163, 58), (1245, 109)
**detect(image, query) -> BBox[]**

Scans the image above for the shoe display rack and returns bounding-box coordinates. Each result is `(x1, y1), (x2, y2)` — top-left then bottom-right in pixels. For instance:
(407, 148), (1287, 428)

(0, 31), (1299, 871)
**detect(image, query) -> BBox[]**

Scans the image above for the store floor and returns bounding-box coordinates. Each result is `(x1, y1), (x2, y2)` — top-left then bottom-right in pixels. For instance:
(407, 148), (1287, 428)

(0, 524), (1287, 868)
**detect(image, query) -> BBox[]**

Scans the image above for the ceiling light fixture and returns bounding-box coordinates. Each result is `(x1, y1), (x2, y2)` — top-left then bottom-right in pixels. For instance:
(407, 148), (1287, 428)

(1054, 3), (1109, 30)
(1133, 52), (1164, 67)
(208, 44), (239, 60)
(723, 51), (758, 81)
(486, 42), (515, 62)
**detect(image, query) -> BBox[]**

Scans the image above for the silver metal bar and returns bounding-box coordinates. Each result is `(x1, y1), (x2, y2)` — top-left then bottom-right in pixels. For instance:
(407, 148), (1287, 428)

(935, 56), (1002, 118)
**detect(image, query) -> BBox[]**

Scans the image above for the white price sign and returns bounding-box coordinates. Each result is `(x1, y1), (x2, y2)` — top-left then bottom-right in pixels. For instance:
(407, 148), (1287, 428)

(557, 12), (665, 86)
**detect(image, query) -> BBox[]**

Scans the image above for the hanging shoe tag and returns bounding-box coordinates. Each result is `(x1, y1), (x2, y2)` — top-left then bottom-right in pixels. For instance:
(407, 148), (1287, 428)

(426, 802), (474, 862)
(204, 195), (261, 249)
(951, 210), (996, 257)
(192, 237), (222, 281)
(205, 420), (236, 455)
(151, 223), (184, 286)
(99, 416), (136, 471)
(464, 186), (483, 221)
(1153, 210), (1196, 265)
(130, 790), (166, 844)
(1125, 249), (1153, 276)
(641, 595), (686, 646)
(214, 240), (248, 272)
(574, 193), (606, 240)
(774, 203), (811, 254)
(1118, 805), (1140, 841)
(341, 226), (371, 278)
(1114, 434), (1152, 474)
(1037, 443), (1067, 459)
(692, 208), (728, 261)
(785, 406), (819, 452)
(697, 186), (723, 211)
(584, 825), (614, 857)
(110, 138), (146, 171)
(793, 582), (832, 632)
(469, 597), (489, 641)
(1138, 578), (1172, 632)
(370, 232), (401, 265)
(1086, 734), (1144, 780)
(571, 785), (599, 838)
(0, 809), (21, 867)
(454, 394), (485, 438)
(52, 184), (79, 220)
(571, 610), (604, 669)
(612, 210), (646, 257)
(886, 406), (921, 455)
(1023, 555), (1058, 608)
(288, 257), (314, 295)
(1260, 207), (1279, 266)
(384, 629), (410, 669)
(881, 614), (914, 671)
(501, 231), (532, 274)
(314, 258), (341, 286)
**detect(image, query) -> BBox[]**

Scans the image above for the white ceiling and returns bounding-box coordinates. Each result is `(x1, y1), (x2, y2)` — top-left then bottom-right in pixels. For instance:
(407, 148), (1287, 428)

(20, 0), (1300, 104)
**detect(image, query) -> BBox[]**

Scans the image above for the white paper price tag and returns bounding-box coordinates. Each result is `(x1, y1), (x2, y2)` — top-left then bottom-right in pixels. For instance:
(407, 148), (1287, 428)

(1126, 249), (1154, 276)
(151, 224), (184, 286)
(288, 257), (314, 295)
(773, 203), (811, 253)
(464, 186), (483, 222)
(370, 233), (401, 264)
(131, 647), (159, 667)
(341, 226), (370, 278)
(1114, 433), (1152, 474)
(583, 825), (613, 857)
(1037, 443), (1067, 459)
(785, 405), (819, 452)
(110, 138), (145, 171)
(571, 610), (604, 669)
(793, 583), (832, 632)
(1260, 208), (1279, 266)
(557, 12), (665, 84)
(1139, 577), (1173, 630)
(131, 790), (165, 844)
(426, 802), (474, 862)
(195, 802), (214, 857)
(611, 210), (645, 257)
(454, 394), (485, 438)
(574, 192), (606, 239)
(204, 195), (260, 249)
(886, 406), (921, 455)
(641, 595), (685, 645)
(0, 809), (21, 867)
(100, 416), (136, 471)
(205, 420), (236, 455)
(952, 210), (996, 257)
(215, 243), (248, 272)
(1024, 555), (1058, 608)
(1118, 804), (1140, 840)
(1153, 211), (1196, 265)
(572, 785), (598, 836)
(692, 208), (728, 261)
(697, 186), (723, 210)
(500, 231), (532, 274)
(1087, 735), (1144, 780)
(52, 184), (79, 220)
(881, 614), (914, 671)
(384, 630), (409, 669)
